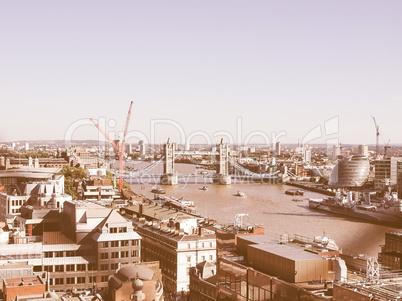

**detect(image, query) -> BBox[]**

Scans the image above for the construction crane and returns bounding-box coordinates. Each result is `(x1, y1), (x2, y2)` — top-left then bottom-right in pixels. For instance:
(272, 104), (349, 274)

(91, 101), (133, 193)
(371, 116), (380, 158)
(384, 139), (391, 158)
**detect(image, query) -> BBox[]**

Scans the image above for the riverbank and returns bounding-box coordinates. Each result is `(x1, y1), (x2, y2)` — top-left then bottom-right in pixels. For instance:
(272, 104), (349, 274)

(286, 182), (336, 196)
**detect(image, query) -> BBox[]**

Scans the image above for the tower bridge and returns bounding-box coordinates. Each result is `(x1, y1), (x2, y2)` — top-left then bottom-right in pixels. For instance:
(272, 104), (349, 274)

(119, 139), (281, 185)
(160, 138), (231, 185)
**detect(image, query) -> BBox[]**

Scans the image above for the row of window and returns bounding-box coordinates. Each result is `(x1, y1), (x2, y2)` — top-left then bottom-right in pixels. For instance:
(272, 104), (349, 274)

(187, 255), (213, 262)
(187, 242), (214, 249)
(45, 264), (88, 273)
(11, 199), (24, 206)
(44, 250), (92, 258)
(51, 275), (104, 286)
(101, 239), (139, 248)
(109, 227), (127, 233)
(100, 250), (139, 260)
(100, 261), (129, 271)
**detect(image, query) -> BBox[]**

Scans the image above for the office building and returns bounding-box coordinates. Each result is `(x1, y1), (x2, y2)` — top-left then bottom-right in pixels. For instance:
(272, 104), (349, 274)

(275, 141), (281, 156)
(374, 157), (402, 191)
(358, 144), (369, 157)
(329, 155), (370, 188)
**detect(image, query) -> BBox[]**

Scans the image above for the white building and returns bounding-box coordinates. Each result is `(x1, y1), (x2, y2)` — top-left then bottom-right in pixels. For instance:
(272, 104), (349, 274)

(358, 144), (369, 157)
(134, 216), (217, 296)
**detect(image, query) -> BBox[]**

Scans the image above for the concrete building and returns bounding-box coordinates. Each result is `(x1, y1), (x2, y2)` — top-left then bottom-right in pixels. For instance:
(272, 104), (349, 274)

(123, 202), (216, 298)
(139, 140), (146, 155)
(374, 157), (402, 191)
(189, 261), (216, 301)
(0, 168), (72, 222)
(358, 144), (369, 157)
(81, 176), (118, 203)
(3, 275), (46, 301)
(217, 234), (343, 300)
(332, 144), (341, 160)
(68, 147), (100, 169)
(303, 147), (311, 164)
(108, 262), (163, 301)
(275, 141), (281, 156)
(0, 200), (142, 295)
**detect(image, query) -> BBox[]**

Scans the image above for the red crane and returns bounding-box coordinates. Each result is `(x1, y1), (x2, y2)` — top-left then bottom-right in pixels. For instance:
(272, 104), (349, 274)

(90, 101), (133, 193)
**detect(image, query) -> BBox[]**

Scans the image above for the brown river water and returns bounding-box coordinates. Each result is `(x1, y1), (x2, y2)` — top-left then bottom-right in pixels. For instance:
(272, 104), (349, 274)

(127, 162), (397, 257)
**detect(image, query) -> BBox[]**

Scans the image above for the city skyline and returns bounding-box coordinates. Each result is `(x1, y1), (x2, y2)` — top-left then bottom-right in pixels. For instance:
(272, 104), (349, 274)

(1, 1), (401, 144)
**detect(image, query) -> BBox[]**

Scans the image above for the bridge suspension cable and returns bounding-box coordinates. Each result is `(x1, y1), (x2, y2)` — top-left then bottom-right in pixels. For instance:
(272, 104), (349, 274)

(127, 156), (165, 178)
(228, 156), (280, 178)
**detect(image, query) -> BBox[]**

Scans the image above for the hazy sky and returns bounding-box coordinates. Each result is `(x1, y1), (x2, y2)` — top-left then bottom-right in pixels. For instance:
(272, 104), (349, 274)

(1, 1), (401, 146)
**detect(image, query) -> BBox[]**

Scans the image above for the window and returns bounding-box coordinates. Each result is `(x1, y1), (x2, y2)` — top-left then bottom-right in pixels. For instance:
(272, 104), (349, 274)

(131, 240), (139, 246)
(66, 278), (75, 284)
(55, 251), (63, 257)
(188, 243), (191, 249)
(201, 256), (205, 261)
(101, 264), (108, 271)
(210, 242), (213, 247)
(209, 255), (213, 260)
(66, 264), (74, 272)
(121, 240), (129, 246)
(44, 252), (53, 258)
(77, 264), (85, 271)
(187, 256), (191, 262)
(55, 265), (64, 272)
(119, 227), (127, 233)
(102, 242), (108, 248)
(112, 252), (119, 259)
(131, 250), (139, 257)
(101, 253), (109, 259)
(121, 251), (128, 258)
(101, 275), (109, 282)
(202, 243), (205, 248)
(89, 276), (96, 283)
(77, 277), (85, 284)
(44, 266), (53, 272)
(110, 227), (118, 233)
(66, 251), (75, 256)
(111, 241), (119, 247)
(55, 278), (64, 285)
(111, 263), (119, 270)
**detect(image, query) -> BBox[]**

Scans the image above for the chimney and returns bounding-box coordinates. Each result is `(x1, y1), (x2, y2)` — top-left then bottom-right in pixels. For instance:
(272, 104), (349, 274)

(139, 203), (143, 217)
(198, 226), (204, 236)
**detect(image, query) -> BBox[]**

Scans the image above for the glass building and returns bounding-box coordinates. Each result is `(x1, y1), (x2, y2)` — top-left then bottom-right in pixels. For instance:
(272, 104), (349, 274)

(329, 155), (370, 188)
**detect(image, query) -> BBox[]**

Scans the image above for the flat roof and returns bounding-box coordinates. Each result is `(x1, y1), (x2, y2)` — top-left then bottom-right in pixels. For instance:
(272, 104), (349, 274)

(249, 242), (322, 261)
(126, 202), (196, 220)
(237, 235), (278, 245)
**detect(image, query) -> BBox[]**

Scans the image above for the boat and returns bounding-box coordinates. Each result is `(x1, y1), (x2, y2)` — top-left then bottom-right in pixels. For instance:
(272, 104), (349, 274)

(285, 189), (304, 196)
(308, 191), (402, 226)
(235, 191), (246, 197)
(292, 198), (304, 202)
(200, 186), (208, 191)
(151, 187), (166, 194)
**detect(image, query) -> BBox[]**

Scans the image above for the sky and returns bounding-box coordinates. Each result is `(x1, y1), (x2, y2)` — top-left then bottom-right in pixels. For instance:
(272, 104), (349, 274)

(1, 0), (402, 146)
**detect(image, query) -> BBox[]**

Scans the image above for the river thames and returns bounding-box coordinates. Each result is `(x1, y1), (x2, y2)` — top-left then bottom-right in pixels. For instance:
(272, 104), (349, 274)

(128, 162), (397, 257)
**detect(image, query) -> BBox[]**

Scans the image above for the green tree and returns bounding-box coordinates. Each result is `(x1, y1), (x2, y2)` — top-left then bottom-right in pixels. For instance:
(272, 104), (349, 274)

(59, 166), (87, 200)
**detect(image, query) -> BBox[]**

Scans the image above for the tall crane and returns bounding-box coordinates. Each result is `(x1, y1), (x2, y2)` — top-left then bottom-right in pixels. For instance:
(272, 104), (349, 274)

(91, 101), (133, 193)
(371, 116), (380, 158)
(384, 139), (391, 158)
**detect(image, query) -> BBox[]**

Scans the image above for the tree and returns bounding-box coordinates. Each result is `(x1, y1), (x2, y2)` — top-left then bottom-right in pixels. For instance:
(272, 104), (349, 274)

(59, 166), (87, 200)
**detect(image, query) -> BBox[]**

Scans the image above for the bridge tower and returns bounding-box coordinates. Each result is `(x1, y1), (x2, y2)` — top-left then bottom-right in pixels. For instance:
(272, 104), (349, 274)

(213, 139), (231, 185)
(160, 139), (178, 185)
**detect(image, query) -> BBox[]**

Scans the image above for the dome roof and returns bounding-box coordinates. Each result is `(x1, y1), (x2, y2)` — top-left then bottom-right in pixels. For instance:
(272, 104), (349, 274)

(117, 265), (155, 282)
